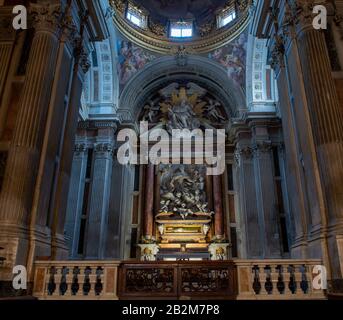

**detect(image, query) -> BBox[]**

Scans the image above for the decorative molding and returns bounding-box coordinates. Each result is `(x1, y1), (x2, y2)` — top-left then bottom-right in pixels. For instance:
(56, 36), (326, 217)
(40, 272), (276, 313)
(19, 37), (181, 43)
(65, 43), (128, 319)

(78, 120), (118, 131)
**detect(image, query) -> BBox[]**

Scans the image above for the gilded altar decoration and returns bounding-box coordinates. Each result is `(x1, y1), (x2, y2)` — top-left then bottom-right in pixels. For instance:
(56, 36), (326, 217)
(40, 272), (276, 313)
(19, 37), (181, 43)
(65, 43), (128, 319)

(138, 244), (159, 261)
(208, 243), (231, 260)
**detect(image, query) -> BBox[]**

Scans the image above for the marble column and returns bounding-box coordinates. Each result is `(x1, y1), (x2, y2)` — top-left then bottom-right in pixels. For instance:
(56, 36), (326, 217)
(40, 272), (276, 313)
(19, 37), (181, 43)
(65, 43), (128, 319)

(252, 137), (282, 258)
(85, 140), (114, 259)
(64, 143), (88, 258)
(107, 158), (135, 259)
(143, 164), (155, 240)
(296, 19), (343, 285)
(269, 1), (343, 287)
(296, 27), (343, 225)
(213, 174), (224, 239)
(271, 60), (308, 258)
(0, 3), (61, 275)
(235, 144), (262, 258)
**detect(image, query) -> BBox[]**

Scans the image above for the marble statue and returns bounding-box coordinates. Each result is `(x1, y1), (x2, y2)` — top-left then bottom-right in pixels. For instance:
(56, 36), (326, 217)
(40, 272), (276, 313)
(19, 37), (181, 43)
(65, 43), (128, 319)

(166, 98), (200, 132)
(205, 99), (226, 122)
(158, 165), (213, 219)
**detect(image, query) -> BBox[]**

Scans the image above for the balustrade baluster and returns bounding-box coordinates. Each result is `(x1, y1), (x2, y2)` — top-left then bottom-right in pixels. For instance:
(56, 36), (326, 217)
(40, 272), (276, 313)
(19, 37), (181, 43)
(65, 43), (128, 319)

(252, 265), (261, 294)
(89, 268), (97, 295)
(300, 264), (309, 294)
(83, 267), (92, 296)
(47, 266), (57, 296)
(294, 264), (303, 296)
(288, 265), (297, 294)
(259, 265), (268, 295)
(276, 265), (285, 294)
(59, 267), (69, 296)
(95, 267), (104, 296)
(54, 267), (62, 297)
(264, 265), (273, 294)
(71, 267), (80, 296)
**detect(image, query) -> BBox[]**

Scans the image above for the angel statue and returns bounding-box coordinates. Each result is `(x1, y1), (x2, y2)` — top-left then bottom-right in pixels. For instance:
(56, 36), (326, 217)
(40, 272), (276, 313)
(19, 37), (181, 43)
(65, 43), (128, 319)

(205, 99), (226, 122)
(142, 101), (160, 123)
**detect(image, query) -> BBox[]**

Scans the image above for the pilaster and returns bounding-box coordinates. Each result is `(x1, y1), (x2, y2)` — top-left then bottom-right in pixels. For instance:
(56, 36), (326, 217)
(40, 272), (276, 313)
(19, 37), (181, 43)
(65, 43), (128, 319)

(85, 138), (115, 259)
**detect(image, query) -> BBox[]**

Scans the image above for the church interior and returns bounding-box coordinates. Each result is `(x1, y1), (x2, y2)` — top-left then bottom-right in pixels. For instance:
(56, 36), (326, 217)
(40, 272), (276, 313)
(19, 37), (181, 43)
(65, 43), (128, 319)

(0, 0), (343, 300)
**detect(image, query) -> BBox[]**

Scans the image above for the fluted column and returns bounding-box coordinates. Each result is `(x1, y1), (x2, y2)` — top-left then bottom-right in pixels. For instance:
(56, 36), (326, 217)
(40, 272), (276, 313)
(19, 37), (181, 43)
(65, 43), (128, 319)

(0, 3), (61, 226)
(143, 164), (155, 240)
(235, 143), (262, 258)
(268, 1), (343, 286)
(296, 27), (343, 225)
(85, 141), (114, 259)
(213, 174), (224, 239)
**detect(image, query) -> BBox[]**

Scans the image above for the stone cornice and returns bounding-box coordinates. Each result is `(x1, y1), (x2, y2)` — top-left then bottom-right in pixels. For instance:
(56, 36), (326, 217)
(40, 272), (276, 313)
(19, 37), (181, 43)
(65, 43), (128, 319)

(78, 120), (118, 132)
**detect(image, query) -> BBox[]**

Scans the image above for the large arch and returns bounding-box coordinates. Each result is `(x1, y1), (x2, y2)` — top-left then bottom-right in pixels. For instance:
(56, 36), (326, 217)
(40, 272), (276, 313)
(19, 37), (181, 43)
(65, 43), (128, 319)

(118, 55), (247, 124)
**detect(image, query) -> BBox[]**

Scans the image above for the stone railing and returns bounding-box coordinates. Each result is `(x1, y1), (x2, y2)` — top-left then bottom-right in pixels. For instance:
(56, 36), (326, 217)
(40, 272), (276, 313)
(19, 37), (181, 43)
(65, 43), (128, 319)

(235, 259), (326, 300)
(33, 261), (120, 300)
(32, 259), (327, 300)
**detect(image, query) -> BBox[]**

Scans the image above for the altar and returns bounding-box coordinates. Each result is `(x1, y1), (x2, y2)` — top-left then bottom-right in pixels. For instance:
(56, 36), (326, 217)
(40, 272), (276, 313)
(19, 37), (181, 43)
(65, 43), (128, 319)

(138, 164), (230, 261)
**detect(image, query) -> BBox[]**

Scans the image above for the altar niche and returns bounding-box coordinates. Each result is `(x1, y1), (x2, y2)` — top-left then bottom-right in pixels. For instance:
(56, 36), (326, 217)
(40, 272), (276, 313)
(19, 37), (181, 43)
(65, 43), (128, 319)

(138, 163), (230, 261)
(133, 82), (231, 261)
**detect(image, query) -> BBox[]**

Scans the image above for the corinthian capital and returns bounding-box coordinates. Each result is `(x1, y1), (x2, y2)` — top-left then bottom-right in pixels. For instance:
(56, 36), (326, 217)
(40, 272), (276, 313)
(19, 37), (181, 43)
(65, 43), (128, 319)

(29, 2), (62, 35)
(285, 0), (327, 32)
(95, 143), (115, 157)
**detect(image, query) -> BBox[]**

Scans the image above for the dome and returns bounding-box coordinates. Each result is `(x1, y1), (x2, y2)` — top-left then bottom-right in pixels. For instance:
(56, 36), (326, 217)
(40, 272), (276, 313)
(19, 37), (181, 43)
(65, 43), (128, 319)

(111, 0), (251, 54)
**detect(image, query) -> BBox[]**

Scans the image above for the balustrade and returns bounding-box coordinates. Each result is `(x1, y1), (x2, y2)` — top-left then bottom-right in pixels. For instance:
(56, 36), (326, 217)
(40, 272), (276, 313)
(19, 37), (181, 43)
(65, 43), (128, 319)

(33, 259), (326, 300)
(236, 260), (326, 300)
(33, 261), (120, 300)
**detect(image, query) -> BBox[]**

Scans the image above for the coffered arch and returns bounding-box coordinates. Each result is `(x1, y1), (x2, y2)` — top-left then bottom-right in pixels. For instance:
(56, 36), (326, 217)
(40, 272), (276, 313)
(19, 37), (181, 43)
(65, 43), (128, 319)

(118, 55), (247, 124)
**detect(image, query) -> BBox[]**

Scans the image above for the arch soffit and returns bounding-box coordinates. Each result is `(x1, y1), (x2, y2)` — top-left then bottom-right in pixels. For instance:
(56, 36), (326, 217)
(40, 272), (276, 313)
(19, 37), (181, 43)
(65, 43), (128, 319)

(118, 55), (247, 123)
